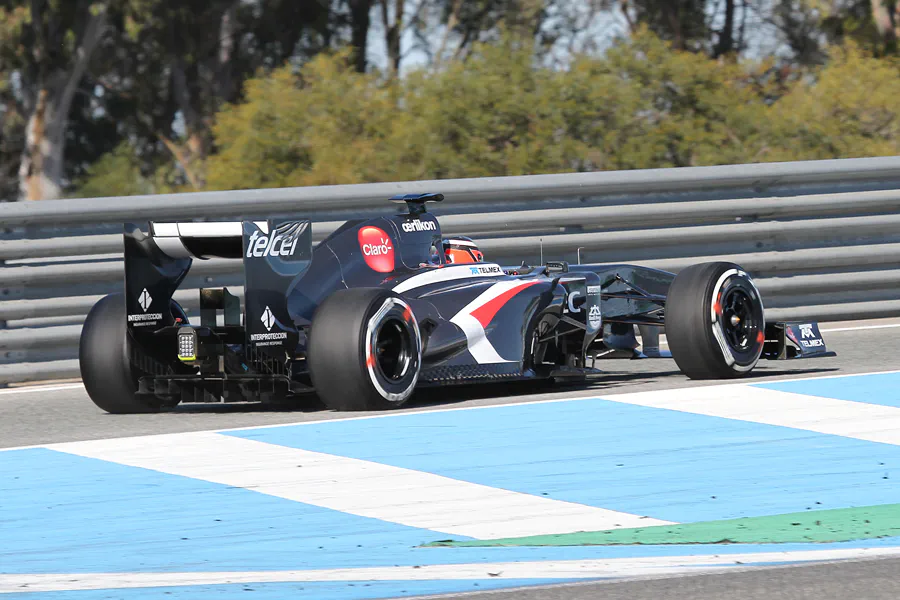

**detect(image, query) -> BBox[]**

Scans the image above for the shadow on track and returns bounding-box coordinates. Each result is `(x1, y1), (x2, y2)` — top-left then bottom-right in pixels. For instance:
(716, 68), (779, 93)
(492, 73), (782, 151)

(165, 362), (840, 415)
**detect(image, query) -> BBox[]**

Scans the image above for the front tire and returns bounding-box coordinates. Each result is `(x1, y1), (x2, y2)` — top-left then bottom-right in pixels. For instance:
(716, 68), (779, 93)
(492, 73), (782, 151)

(307, 288), (422, 411)
(79, 294), (165, 414)
(666, 262), (765, 379)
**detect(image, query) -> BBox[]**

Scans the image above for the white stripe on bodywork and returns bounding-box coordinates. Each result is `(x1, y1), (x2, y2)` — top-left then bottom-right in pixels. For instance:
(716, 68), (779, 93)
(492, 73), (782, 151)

(48, 432), (670, 540)
(152, 221), (268, 237)
(446, 238), (479, 247)
(151, 236), (193, 258)
(149, 221), (269, 259)
(392, 264), (505, 294)
(449, 280), (537, 364)
(5, 547), (900, 593)
(149, 222), (179, 237)
(451, 311), (510, 363)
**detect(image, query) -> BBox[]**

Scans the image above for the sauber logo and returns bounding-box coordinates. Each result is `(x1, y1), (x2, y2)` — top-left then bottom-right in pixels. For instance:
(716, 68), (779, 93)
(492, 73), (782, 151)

(359, 226), (395, 272)
(401, 219), (436, 233)
(246, 228), (301, 258)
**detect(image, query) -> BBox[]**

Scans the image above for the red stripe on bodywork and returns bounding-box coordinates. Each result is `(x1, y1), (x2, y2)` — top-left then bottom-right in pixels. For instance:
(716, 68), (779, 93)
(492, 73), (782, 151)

(469, 282), (540, 328)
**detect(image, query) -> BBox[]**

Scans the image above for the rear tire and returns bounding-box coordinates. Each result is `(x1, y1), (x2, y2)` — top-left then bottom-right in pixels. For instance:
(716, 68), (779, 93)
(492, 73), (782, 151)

(666, 262), (765, 379)
(79, 294), (165, 414)
(307, 288), (422, 411)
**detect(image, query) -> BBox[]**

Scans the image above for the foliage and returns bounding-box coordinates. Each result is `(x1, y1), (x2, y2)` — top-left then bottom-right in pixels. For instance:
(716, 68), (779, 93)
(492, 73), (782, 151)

(561, 28), (769, 170)
(207, 50), (406, 189)
(205, 30), (770, 189)
(764, 42), (900, 160)
(71, 140), (184, 197)
(23, 0), (899, 198)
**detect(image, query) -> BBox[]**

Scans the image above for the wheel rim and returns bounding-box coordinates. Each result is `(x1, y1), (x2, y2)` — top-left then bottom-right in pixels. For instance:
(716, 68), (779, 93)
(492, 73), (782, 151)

(719, 286), (759, 353)
(374, 317), (412, 381)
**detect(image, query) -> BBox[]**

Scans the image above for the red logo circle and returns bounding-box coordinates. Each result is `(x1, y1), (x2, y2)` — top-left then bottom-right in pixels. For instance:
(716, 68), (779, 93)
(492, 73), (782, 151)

(358, 226), (395, 272)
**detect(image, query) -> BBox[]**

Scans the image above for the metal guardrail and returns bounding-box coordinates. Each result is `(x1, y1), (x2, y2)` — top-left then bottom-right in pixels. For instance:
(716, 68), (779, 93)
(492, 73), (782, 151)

(2, 156), (900, 385)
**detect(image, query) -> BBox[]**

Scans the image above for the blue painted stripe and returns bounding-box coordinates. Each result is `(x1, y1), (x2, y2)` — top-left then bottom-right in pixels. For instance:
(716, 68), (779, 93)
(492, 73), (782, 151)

(755, 372), (900, 407)
(6, 446), (900, 582)
(0, 448), (440, 574)
(225, 397), (900, 524)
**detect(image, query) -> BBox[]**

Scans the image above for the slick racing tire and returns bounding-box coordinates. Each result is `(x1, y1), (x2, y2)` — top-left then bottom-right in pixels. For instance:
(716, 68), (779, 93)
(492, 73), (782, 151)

(79, 293), (166, 414)
(666, 262), (765, 379)
(308, 288), (422, 411)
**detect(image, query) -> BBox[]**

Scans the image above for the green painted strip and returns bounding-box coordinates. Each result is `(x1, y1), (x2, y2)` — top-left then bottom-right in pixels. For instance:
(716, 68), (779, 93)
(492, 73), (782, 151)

(425, 504), (900, 547)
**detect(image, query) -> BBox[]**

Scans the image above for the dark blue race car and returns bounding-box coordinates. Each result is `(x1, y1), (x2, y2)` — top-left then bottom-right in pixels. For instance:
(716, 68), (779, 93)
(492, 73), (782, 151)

(79, 193), (834, 413)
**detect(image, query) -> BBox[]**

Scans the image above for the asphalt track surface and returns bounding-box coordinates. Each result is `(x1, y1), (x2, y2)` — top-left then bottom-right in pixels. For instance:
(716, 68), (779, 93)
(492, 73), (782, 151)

(3, 318), (900, 600)
(408, 555), (900, 600)
(2, 319), (898, 450)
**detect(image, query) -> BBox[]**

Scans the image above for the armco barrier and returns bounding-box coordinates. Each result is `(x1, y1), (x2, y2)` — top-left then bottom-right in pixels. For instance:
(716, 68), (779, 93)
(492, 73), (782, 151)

(1, 156), (899, 384)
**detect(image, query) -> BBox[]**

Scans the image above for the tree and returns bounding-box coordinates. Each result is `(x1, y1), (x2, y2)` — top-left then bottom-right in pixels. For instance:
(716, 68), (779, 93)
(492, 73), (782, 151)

(206, 50), (411, 190)
(24, 0), (333, 198)
(763, 42), (900, 160)
(747, 1), (896, 65)
(562, 27), (769, 170)
(204, 30), (776, 189)
(0, 0), (111, 200)
(604, 0), (761, 58)
(617, 0), (709, 51)
(94, 0), (332, 189)
(417, 0), (563, 64)
(870, 0), (900, 49)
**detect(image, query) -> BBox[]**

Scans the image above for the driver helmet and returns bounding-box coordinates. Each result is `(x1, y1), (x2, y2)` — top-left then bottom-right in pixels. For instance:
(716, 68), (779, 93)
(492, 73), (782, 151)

(443, 236), (484, 264)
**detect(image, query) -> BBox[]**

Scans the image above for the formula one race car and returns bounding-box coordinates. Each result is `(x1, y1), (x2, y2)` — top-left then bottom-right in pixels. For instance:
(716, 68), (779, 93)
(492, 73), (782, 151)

(79, 193), (834, 413)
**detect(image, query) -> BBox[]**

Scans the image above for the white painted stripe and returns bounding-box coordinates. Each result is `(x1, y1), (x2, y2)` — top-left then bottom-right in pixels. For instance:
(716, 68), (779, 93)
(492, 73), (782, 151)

(4, 547), (900, 593)
(3, 368), (899, 455)
(822, 323), (900, 333)
(49, 432), (671, 539)
(392, 264), (505, 293)
(601, 385), (900, 446)
(0, 383), (83, 396)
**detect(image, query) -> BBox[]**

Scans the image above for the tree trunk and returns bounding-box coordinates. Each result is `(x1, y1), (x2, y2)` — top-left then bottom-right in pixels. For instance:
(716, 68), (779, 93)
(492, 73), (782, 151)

(171, 59), (207, 188)
(349, 0), (374, 73)
(19, 89), (55, 201)
(216, 1), (240, 103)
(434, 0), (463, 66)
(18, 8), (106, 200)
(381, 0), (405, 75)
(663, 2), (685, 50)
(871, 0), (900, 51)
(713, 0), (736, 58)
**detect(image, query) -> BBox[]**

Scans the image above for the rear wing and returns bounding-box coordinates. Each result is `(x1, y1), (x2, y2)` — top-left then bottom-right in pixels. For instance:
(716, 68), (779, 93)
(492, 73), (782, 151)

(123, 220), (312, 354)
